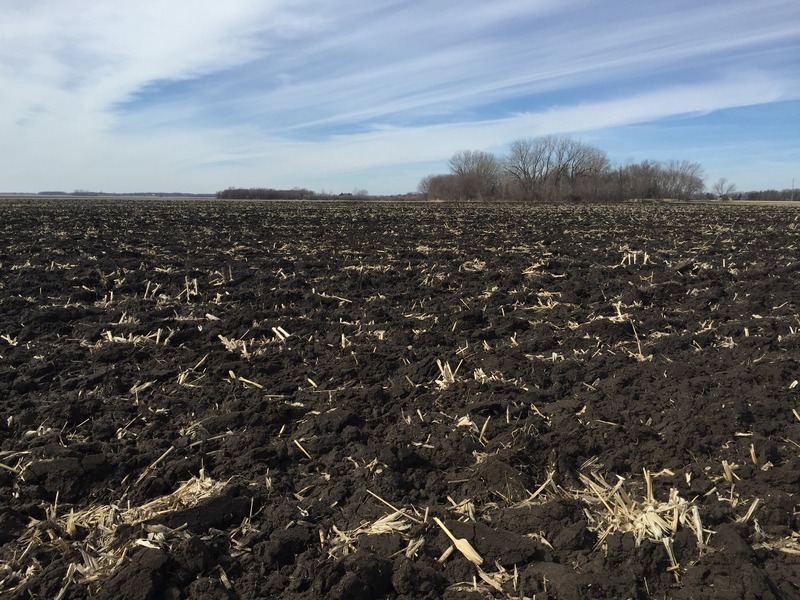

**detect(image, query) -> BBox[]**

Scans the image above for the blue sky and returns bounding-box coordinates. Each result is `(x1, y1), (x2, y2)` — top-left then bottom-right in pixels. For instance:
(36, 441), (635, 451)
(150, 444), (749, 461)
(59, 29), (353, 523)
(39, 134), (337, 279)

(2, 0), (799, 194)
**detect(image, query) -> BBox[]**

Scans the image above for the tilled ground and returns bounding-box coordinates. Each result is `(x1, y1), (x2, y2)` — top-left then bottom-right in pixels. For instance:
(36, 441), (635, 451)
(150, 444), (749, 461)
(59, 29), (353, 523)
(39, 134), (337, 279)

(0, 198), (798, 599)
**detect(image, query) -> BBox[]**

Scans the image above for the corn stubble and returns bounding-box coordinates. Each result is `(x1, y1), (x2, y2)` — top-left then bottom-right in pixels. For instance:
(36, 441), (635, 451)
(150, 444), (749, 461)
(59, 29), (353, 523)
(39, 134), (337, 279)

(1, 199), (798, 598)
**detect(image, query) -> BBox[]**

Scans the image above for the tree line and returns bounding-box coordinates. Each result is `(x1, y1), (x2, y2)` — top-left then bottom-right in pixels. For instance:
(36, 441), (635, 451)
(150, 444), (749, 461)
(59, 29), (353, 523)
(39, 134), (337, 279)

(216, 187), (374, 200)
(418, 135), (710, 202)
(217, 187), (317, 200)
(739, 189), (797, 202)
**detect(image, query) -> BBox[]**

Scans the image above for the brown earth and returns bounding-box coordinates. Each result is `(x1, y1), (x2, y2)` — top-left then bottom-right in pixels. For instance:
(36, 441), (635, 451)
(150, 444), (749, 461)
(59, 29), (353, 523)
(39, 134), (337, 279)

(0, 198), (798, 599)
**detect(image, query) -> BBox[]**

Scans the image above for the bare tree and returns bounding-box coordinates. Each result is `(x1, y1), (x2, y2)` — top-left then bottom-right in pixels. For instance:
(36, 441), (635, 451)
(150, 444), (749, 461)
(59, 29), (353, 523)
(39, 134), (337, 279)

(417, 174), (435, 196)
(447, 150), (502, 199)
(662, 160), (705, 200)
(617, 160), (664, 200)
(418, 173), (462, 200)
(504, 136), (609, 201)
(711, 177), (736, 200)
(561, 140), (610, 201)
(504, 137), (554, 201)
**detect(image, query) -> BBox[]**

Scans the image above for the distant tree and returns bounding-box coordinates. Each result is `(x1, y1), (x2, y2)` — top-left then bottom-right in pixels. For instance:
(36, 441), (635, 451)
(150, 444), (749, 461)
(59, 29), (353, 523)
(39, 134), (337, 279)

(216, 187), (315, 200)
(419, 139), (709, 203)
(418, 173), (462, 200)
(503, 136), (609, 201)
(447, 149), (502, 199)
(661, 160), (705, 200)
(616, 160), (664, 200)
(559, 139), (610, 201)
(744, 188), (795, 201)
(504, 137), (552, 201)
(711, 178), (736, 200)
(417, 174), (434, 196)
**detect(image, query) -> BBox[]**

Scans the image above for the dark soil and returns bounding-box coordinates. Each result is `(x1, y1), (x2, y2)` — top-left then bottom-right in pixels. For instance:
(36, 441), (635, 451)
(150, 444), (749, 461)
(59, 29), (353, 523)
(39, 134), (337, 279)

(1, 198), (798, 599)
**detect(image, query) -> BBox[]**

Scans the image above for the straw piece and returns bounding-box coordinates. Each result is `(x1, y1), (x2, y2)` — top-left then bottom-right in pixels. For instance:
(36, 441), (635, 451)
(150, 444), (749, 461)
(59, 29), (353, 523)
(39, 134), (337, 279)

(663, 537), (681, 582)
(692, 506), (705, 550)
(721, 460), (736, 484)
(433, 517), (483, 565)
(135, 446), (174, 485)
(403, 537), (425, 558)
(736, 498), (761, 523)
(479, 417), (490, 445)
(644, 468), (654, 504)
(436, 360), (457, 389)
(477, 566), (503, 592)
(437, 545), (454, 563)
(366, 511), (412, 535)
(293, 439), (313, 460)
(366, 489), (423, 524)
(325, 511), (411, 559)
(237, 376), (263, 389)
(519, 471), (555, 504)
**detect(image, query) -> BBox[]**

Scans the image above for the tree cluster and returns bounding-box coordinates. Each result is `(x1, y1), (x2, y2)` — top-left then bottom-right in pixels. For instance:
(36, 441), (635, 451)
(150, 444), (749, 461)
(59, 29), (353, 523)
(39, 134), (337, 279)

(612, 159), (705, 202)
(419, 136), (708, 202)
(742, 188), (797, 202)
(217, 187), (316, 200)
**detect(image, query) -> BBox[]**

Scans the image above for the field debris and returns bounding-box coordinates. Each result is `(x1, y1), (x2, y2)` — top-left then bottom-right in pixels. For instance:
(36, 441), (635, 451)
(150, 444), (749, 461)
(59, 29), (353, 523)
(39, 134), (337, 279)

(325, 511), (412, 559)
(1, 199), (798, 598)
(435, 359), (462, 389)
(0, 471), (224, 595)
(575, 470), (707, 552)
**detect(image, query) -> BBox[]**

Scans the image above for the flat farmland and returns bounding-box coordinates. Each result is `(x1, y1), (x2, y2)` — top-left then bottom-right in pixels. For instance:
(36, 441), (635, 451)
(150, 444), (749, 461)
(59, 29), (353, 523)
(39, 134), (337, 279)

(0, 199), (798, 599)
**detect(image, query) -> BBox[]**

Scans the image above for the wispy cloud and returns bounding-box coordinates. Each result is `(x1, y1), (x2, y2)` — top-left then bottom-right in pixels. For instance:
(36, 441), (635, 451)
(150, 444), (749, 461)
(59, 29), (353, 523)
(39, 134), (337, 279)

(1, 0), (798, 193)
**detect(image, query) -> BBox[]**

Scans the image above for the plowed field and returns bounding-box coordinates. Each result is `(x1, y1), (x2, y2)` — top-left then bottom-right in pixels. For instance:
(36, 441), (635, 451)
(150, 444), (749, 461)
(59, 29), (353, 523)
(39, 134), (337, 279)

(1, 199), (798, 599)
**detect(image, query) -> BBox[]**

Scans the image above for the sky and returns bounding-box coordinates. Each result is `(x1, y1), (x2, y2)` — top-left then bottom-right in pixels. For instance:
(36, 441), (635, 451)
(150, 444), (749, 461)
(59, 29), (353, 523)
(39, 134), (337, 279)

(2, 0), (799, 195)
